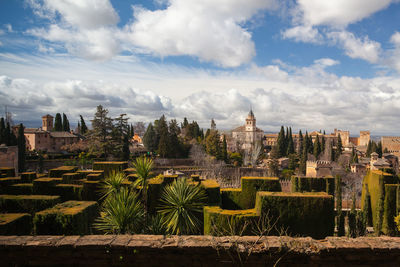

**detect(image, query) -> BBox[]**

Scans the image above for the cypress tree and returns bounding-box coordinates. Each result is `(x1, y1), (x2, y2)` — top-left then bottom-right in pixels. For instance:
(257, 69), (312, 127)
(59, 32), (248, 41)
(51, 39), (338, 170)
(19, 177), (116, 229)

(130, 124), (134, 138)
(0, 117), (5, 144)
(277, 126), (286, 157)
(168, 119), (181, 158)
(143, 123), (157, 152)
(157, 115), (170, 158)
(336, 133), (343, 160)
(313, 137), (321, 159)
(348, 192), (357, 237)
(298, 130), (303, 155)
(377, 141), (383, 157)
(17, 124), (25, 173)
(4, 122), (11, 145)
(62, 113), (70, 132)
(80, 115), (88, 134)
(77, 121), (81, 133)
(375, 176), (385, 236)
(287, 127), (295, 155)
(321, 135), (325, 156)
(38, 152), (44, 174)
(122, 134), (130, 161)
(183, 118), (189, 128)
(222, 135), (228, 163)
(335, 175), (345, 236)
(299, 134), (308, 175)
(54, 113), (62, 131)
(307, 133), (313, 154)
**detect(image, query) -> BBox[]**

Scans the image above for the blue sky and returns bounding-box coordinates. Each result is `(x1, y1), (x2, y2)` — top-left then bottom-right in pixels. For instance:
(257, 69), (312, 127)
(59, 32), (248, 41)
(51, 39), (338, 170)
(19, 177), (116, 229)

(1, 0), (400, 135)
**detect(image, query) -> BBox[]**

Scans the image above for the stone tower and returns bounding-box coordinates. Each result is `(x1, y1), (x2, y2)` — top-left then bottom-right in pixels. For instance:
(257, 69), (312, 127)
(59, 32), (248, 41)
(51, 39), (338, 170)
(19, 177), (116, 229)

(42, 114), (54, 131)
(245, 109), (256, 148)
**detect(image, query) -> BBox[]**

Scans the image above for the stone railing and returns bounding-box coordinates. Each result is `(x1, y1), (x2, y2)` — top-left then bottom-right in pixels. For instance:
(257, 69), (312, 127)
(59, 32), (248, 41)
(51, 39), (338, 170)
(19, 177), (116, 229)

(1, 235), (400, 266)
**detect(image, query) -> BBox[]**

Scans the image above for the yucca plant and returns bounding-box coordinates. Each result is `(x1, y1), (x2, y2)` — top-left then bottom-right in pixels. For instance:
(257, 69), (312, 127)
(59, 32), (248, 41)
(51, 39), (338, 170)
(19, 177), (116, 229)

(99, 171), (126, 199)
(133, 156), (154, 218)
(158, 178), (207, 235)
(146, 214), (169, 235)
(94, 187), (144, 234)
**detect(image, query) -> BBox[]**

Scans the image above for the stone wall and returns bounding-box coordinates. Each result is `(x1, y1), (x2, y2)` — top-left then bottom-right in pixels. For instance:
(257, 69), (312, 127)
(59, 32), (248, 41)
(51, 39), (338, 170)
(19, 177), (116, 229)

(0, 146), (18, 173)
(1, 235), (400, 266)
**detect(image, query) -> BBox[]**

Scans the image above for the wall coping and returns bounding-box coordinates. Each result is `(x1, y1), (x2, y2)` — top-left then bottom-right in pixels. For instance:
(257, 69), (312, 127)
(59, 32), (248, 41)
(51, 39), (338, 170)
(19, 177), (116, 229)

(1, 235), (400, 266)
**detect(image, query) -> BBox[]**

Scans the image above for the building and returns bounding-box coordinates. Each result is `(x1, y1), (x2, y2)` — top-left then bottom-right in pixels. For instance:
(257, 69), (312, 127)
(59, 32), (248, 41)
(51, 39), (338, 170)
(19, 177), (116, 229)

(0, 145), (18, 172)
(24, 114), (80, 153)
(230, 110), (264, 151)
(370, 152), (391, 171)
(305, 160), (333, 177)
(381, 136), (400, 158)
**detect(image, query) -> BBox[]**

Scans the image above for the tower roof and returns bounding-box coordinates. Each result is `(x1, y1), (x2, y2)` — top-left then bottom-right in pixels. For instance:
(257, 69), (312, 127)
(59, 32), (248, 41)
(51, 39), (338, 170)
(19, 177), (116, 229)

(248, 109), (254, 118)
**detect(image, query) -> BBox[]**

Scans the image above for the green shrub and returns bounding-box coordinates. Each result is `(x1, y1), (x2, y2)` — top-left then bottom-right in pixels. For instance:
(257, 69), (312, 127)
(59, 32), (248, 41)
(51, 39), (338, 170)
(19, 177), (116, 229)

(77, 170), (104, 179)
(49, 166), (78, 178)
(255, 192), (334, 239)
(87, 173), (102, 181)
(382, 184), (398, 236)
(0, 195), (61, 215)
(0, 213), (32, 235)
(8, 183), (34, 195)
(221, 177), (281, 210)
(55, 184), (83, 201)
(62, 173), (82, 183)
(147, 176), (164, 215)
(0, 167), (16, 177)
(0, 177), (22, 189)
(33, 178), (62, 195)
(292, 176), (335, 195)
(93, 162), (128, 178)
(82, 181), (102, 201)
(20, 172), (37, 183)
(200, 179), (221, 206)
(34, 200), (99, 235)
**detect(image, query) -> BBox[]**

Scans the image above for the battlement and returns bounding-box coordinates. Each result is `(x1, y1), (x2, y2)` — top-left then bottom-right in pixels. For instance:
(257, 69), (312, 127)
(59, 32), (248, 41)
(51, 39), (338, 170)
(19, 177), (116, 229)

(306, 160), (332, 168)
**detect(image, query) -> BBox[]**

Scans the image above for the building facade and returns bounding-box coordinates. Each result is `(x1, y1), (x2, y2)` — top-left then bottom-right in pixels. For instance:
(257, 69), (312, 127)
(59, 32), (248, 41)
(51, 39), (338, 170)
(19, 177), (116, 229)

(230, 110), (264, 151)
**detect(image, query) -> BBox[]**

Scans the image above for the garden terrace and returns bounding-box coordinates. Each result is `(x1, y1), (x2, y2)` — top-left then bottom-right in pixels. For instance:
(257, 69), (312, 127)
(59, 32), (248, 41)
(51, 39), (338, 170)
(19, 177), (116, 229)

(0, 194), (61, 214)
(49, 166), (78, 178)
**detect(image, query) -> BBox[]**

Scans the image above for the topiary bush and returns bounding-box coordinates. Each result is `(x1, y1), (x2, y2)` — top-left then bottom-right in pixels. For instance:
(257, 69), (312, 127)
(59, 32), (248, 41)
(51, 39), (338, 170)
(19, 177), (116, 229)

(0, 195), (61, 215)
(0, 213), (32, 235)
(49, 166), (78, 178)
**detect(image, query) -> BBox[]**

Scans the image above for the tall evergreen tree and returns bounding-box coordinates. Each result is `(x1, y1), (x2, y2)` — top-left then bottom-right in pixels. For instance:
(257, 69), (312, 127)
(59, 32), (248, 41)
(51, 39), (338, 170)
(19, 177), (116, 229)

(287, 127), (295, 155)
(157, 115), (170, 158)
(130, 124), (134, 138)
(143, 123), (157, 152)
(210, 119), (216, 130)
(307, 133), (313, 154)
(90, 105), (114, 158)
(336, 133), (343, 160)
(62, 113), (70, 132)
(377, 141), (383, 157)
(313, 137), (322, 159)
(205, 130), (220, 158)
(298, 130), (303, 155)
(299, 134), (308, 175)
(17, 124), (25, 173)
(222, 135), (228, 163)
(366, 140), (372, 157)
(168, 119), (181, 158)
(4, 122), (11, 145)
(0, 118), (5, 145)
(277, 126), (286, 157)
(321, 135), (326, 156)
(80, 115), (88, 134)
(122, 134), (130, 161)
(182, 117), (189, 128)
(54, 113), (62, 131)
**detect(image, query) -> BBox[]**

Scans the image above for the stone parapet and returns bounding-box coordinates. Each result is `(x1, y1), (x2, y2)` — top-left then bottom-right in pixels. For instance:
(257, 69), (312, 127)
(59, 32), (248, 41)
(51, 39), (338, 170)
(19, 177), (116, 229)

(0, 235), (400, 266)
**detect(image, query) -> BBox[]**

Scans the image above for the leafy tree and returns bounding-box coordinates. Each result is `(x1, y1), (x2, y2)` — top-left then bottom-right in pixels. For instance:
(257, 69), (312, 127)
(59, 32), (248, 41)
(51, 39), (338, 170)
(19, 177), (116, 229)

(17, 124), (25, 173)
(143, 123), (158, 152)
(54, 113), (62, 131)
(288, 153), (298, 170)
(62, 113), (70, 132)
(80, 115), (88, 134)
(230, 152), (243, 166)
(205, 130), (220, 158)
(89, 105), (114, 158)
(158, 178), (207, 235)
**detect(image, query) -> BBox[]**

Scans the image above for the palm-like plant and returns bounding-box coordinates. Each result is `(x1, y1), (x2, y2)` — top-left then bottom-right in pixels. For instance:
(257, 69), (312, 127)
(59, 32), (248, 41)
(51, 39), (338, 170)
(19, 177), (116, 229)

(94, 187), (144, 234)
(158, 178), (207, 235)
(133, 156), (154, 217)
(99, 171), (126, 199)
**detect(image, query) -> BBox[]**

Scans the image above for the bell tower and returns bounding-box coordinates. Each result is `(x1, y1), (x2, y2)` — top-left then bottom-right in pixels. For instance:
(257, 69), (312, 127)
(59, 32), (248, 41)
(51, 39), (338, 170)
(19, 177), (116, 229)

(42, 114), (54, 131)
(245, 109), (256, 132)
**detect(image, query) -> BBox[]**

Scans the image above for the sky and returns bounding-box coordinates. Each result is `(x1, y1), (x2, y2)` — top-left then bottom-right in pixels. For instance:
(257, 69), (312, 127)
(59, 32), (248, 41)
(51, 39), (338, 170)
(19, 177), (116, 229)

(0, 0), (400, 135)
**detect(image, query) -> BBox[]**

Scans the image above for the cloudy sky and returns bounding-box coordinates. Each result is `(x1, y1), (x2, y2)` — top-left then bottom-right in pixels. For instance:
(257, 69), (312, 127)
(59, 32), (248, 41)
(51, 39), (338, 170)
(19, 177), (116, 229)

(1, 0), (400, 135)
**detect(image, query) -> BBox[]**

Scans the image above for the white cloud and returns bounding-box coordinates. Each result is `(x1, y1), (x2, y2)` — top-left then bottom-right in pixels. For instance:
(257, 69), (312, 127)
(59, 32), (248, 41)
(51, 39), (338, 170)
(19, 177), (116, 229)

(4, 24), (13, 32)
(327, 31), (381, 63)
(281, 25), (323, 44)
(296, 0), (395, 28)
(124, 0), (277, 67)
(388, 31), (400, 72)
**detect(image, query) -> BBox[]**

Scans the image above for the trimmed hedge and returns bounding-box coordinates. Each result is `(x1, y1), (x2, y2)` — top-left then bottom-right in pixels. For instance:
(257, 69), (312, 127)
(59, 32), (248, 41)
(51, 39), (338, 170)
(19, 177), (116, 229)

(0, 195), (61, 215)
(204, 206), (257, 235)
(82, 181), (102, 201)
(92, 162), (128, 178)
(191, 175), (200, 182)
(123, 168), (136, 176)
(49, 166), (78, 178)
(33, 200), (99, 235)
(163, 175), (178, 184)
(77, 170), (104, 179)
(200, 180), (221, 206)
(33, 178), (62, 195)
(291, 176), (335, 195)
(21, 172), (37, 183)
(382, 184), (399, 236)
(0, 177), (22, 189)
(86, 173), (102, 181)
(55, 184), (83, 201)
(361, 170), (398, 231)
(147, 176), (164, 215)
(0, 167), (16, 177)
(62, 173), (82, 183)
(0, 213), (32, 235)
(255, 192), (334, 239)
(8, 184), (34, 195)
(221, 177), (281, 210)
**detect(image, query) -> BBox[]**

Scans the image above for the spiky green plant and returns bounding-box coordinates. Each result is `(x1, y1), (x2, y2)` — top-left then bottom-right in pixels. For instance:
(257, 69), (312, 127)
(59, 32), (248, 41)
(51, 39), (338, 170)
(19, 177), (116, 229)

(158, 178), (207, 235)
(133, 156), (154, 218)
(147, 214), (168, 235)
(99, 171), (126, 199)
(94, 187), (144, 234)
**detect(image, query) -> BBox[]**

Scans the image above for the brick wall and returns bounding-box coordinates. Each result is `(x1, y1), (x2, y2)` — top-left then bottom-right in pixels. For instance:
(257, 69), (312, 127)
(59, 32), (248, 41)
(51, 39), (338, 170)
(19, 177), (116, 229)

(1, 235), (400, 266)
